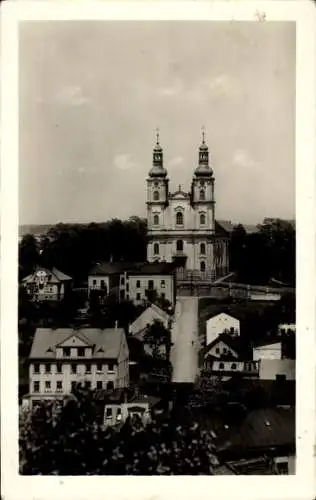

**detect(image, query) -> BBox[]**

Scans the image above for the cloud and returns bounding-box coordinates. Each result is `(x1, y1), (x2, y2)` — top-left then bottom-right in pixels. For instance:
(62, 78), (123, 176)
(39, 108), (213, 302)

(157, 80), (184, 97)
(168, 156), (185, 168)
(232, 149), (259, 170)
(55, 85), (91, 107)
(113, 154), (136, 171)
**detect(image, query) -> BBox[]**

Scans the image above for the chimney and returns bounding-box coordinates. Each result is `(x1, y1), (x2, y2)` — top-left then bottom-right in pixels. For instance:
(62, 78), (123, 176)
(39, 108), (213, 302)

(115, 320), (118, 330)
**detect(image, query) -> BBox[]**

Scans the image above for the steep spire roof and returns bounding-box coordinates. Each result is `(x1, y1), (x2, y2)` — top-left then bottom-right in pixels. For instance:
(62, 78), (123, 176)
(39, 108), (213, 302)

(194, 126), (213, 177)
(148, 128), (168, 178)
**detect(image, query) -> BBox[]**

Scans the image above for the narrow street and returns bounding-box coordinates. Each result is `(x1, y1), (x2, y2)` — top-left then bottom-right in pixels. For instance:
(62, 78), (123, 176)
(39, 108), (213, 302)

(171, 296), (199, 383)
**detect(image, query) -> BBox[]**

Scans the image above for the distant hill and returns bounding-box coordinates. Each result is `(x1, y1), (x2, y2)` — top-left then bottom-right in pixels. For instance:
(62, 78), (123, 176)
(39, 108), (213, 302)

(19, 224), (53, 238)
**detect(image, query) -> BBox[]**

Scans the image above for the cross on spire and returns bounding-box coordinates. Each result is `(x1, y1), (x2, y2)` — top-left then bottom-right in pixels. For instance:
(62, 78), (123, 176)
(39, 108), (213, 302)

(201, 125), (206, 144)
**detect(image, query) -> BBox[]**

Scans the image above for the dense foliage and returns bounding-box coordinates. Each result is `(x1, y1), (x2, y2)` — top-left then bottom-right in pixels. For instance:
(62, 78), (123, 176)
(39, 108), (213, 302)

(19, 387), (218, 475)
(229, 220), (295, 285)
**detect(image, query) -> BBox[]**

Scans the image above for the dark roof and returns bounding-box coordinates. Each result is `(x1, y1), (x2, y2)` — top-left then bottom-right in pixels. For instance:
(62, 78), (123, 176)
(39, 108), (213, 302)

(127, 262), (176, 275)
(89, 261), (144, 276)
(215, 220), (233, 235)
(29, 327), (126, 359)
(223, 378), (296, 406)
(217, 407), (295, 454)
(23, 266), (72, 284)
(204, 333), (250, 359)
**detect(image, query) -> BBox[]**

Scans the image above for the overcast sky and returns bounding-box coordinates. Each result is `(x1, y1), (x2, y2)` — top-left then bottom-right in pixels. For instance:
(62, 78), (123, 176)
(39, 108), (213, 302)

(19, 21), (295, 225)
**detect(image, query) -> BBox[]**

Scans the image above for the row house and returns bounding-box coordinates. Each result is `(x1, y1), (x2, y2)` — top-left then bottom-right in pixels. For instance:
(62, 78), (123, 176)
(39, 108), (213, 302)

(23, 327), (129, 409)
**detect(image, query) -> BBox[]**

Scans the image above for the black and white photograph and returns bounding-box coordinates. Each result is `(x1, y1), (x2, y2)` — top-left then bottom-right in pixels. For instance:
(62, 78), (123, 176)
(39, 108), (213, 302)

(1, 1), (316, 498)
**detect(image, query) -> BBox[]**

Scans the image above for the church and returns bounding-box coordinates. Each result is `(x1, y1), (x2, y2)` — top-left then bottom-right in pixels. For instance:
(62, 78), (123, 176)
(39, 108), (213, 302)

(146, 130), (229, 282)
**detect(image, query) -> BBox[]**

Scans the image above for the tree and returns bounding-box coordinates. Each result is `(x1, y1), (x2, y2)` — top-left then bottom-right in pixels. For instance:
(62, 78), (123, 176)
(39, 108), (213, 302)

(143, 319), (172, 362)
(19, 234), (39, 278)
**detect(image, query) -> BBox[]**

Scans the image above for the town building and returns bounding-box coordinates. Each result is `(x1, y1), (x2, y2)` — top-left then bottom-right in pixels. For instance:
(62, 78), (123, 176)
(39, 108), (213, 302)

(88, 261), (176, 306)
(258, 359), (295, 382)
(22, 266), (72, 301)
(146, 130), (229, 281)
(24, 327), (129, 409)
(129, 303), (171, 336)
(206, 312), (240, 346)
(253, 341), (282, 361)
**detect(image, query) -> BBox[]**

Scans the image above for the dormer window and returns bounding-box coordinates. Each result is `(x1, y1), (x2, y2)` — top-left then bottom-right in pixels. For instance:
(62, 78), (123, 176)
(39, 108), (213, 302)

(176, 212), (184, 226)
(153, 190), (159, 201)
(200, 189), (205, 201)
(153, 214), (159, 225)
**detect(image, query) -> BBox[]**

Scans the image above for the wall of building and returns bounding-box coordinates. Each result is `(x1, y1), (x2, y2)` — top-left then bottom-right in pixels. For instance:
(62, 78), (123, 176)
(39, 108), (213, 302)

(103, 402), (151, 427)
(88, 275), (110, 294)
(206, 314), (240, 346)
(259, 359), (295, 381)
(128, 274), (174, 305)
(205, 340), (239, 359)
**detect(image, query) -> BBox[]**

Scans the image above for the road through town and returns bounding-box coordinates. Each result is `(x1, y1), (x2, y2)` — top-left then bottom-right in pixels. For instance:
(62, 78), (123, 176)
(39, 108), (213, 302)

(171, 296), (199, 383)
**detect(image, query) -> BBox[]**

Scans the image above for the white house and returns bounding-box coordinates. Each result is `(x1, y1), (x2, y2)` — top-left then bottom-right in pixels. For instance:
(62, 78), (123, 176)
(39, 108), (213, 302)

(253, 342), (282, 361)
(278, 323), (296, 335)
(206, 312), (240, 346)
(103, 392), (161, 428)
(129, 303), (171, 336)
(24, 327), (129, 409)
(22, 266), (72, 301)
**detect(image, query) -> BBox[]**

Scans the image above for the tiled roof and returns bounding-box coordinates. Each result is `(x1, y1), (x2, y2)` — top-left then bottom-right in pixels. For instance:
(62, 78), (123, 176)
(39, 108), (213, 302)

(29, 327), (125, 359)
(128, 262), (176, 275)
(89, 261), (143, 276)
(217, 407), (295, 453)
(204, 332), (250, 359)
(22, 266), (72, 284)
(215, 220), (234, 234)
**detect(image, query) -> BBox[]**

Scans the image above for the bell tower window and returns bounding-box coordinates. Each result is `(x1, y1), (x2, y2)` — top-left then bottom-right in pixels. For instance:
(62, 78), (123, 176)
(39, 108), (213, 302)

(176, 212), (184, 226)
(200, 213), (206, 225)
(200, 261), (206, 272)
(154, 243), (159, 255)
(200, 189), (205, 201)
(200, 243), (206, 255)
(153, 214), (159, 225)
(153, 190), (159, 201)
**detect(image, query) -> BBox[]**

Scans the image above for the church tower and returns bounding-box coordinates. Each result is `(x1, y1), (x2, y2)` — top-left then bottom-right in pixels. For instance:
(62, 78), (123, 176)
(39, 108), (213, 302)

(147, 130), (169, 262)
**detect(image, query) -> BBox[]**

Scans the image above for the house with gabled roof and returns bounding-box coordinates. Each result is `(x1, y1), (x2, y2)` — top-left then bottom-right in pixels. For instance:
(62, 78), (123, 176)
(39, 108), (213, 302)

(24, 326), (129, 409)
(206, 312), (240, 345)
(22, 266), (72, 301)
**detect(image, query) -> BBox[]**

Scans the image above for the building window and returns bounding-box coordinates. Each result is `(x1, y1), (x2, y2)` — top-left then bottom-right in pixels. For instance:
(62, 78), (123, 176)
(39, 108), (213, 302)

(153, 190), (159, 201)
(71, 381), (76, 392)
(93, 279), (97, 286)
(200, 243), (206, 255)
(107, 381), (114, 390)
(153, 214), (159, 225)
(276, 374), (287, 383)
(45, 364), (51, 374)
(231, 363), (237, 370)
(56, 363), (62, 373)
(106, 407), (112, 418)
(56, 381), (62, 391)
(176, 212), (184, 226)
(148, 280), (154, 290)
(215, 348), (220, 354)
(161, 293), (166, 300)
(154, 243), (159, 255)
(176, 239), (183, 252)
(121, 277), (125, 286)
(126, 283), (129, 292)
(161, 280), (165, 288)
(108, 363), (114, 372)
(78, 347), (85, 357)
(85, 381), (91, 389)
(120, 290), (125, 300)
(136, 280), (140, 288)
(97, 363), (102, 372)
(136, 293), (141, 301)
(200, 189), (205, 200)
(97, 381), (103, 390)
(71, 364), (77, 374)
(63, 347), (70, 357)
(219, 363), (224, 370)
(45, 381), (51, 390)
(33, 364), (40, 374)
(33, 381), (40, 393)
(200, 213), (206, 225)
(86, 364), (91, 373)
(200, 261), (206, 272)
(277, 461), (289, 475)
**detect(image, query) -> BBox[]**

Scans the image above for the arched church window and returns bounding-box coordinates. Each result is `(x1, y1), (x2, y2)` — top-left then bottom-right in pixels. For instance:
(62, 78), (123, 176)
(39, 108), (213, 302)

(200, 261), (206, 272)
(176, 240), (183, 252)
(153, 214), (159, 225)
(153, 190), (159, 201)
(200, 213), (206, 225)
(176, 212), (184, 226)
(154, 243), (159, 255)
(200, 243), (206, 255)
(200, 189), (205, 201)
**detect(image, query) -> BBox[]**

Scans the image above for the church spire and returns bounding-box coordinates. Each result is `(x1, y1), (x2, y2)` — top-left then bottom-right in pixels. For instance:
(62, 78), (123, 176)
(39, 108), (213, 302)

(194, 127), (213, 177)
(148, 127), (167, 178)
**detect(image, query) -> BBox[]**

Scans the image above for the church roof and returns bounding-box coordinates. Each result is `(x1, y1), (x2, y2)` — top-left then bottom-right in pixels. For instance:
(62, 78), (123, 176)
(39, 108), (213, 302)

(194, 165), (213, 177)
(148, 165), (168, 177)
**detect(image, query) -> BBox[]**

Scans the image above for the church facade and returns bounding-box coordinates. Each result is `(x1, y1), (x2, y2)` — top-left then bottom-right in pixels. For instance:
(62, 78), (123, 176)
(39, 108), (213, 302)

(146, 132), (229, 281)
